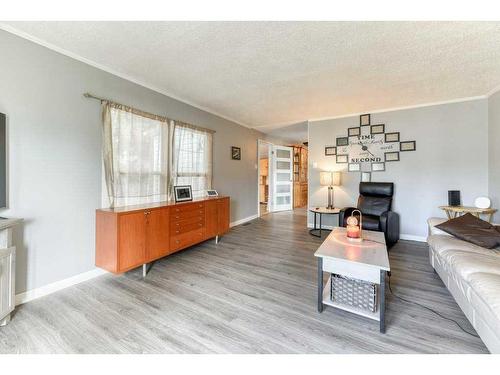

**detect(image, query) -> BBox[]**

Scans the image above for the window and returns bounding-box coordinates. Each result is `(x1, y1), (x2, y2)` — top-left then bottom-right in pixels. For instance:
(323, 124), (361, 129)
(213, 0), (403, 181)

(172, 122), (213, 198)
(102, 102), (213, 207)
(102, 103), (170, 207)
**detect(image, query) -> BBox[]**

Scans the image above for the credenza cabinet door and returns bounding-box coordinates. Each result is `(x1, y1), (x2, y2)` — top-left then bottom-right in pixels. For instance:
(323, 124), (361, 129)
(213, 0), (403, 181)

(217, 198), (230, 234)
(205, 200), (218, 239)
(146, 208), (170, 261)
(118, 211), (146, 271)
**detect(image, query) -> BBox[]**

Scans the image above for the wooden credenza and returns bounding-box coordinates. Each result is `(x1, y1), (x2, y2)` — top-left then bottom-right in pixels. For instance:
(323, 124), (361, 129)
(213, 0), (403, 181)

(96, 196), (230, 274)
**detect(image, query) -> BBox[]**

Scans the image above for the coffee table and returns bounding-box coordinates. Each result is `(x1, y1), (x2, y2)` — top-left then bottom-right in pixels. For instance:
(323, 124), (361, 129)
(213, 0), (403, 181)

(314, 227), (390, 333)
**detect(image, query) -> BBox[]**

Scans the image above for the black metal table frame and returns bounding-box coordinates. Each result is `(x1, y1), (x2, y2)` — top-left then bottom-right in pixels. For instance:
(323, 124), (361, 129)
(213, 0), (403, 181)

(309, 210), (339, 238)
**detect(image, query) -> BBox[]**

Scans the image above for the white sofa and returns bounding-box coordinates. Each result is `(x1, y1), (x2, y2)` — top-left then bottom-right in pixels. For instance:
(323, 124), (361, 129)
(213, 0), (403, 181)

(427, 217), (500, 353)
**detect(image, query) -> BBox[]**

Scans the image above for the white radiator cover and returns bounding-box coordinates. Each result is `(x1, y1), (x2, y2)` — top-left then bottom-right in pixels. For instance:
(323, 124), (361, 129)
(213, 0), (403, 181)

(0, 219), (21, 326)
(0, 246), (15, 325)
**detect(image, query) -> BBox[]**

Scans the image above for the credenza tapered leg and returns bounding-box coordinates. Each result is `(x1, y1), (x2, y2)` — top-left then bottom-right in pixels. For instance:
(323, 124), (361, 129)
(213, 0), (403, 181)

(215, 235), (219, 244)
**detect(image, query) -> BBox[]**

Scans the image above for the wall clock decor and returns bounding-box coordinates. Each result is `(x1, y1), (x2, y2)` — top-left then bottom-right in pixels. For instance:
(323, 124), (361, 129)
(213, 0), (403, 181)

(335, 114), (416, 172)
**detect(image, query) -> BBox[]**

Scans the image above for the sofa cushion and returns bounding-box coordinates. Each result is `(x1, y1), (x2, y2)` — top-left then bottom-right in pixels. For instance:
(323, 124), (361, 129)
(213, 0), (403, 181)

(435, 213), (500, 249)
(428, 234), (499, 258)
(445, 251), (500, 282)
(468, 273), (500, 338)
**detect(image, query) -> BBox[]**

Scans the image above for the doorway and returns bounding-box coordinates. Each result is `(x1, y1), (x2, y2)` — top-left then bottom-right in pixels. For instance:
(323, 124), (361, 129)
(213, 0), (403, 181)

(257, 140), (294, 217)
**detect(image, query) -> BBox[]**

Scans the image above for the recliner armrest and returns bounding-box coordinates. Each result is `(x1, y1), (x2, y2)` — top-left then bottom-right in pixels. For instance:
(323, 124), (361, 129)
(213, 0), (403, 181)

(380, 211), (400, 246)
(339, 207), (357, 228)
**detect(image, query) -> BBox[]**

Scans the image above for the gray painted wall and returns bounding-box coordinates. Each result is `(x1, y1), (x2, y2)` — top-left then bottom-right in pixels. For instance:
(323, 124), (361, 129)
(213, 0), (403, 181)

(308, 99), (489, 239)
(0, 30), (282, 294)
(489, 91), (500, 222)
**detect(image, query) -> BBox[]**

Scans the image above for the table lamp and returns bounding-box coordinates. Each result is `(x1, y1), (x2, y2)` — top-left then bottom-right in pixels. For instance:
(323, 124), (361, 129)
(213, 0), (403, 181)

(320, 171), (341, 209)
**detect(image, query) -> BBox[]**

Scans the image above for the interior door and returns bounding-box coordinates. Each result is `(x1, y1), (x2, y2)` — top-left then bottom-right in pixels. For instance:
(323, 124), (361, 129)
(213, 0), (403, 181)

(271, 145), (293, 212)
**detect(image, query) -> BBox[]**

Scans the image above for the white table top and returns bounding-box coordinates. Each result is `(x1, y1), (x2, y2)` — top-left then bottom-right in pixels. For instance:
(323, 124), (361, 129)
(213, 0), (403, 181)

(314, 227), (390, 271)
(309, 207), (340, 214)
(0, 218), (23, 230)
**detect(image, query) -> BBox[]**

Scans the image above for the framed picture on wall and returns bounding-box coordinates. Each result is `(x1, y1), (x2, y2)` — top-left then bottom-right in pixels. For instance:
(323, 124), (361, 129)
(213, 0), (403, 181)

(174, 185), (193, 202)
(231, 146), (241, 160)
(370, 124), (385, 135)
(400, 141), (416, 152)
(348, 163), (361, 172)
(336, 154), (348, 164)
(385, 151), (400, 162)
(385, 132), (400, 143)
(325, 146), (336, 156)
(360, 114), (371, 126)
(371, 162), (385, 172)
(348, 127), (361, 137)
(361, 172), (371, 182)
(336, 137), (349, 147)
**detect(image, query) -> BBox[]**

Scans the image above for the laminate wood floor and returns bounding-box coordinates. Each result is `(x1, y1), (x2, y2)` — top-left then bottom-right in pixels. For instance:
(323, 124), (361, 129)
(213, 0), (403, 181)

(0, 209), (488, 353)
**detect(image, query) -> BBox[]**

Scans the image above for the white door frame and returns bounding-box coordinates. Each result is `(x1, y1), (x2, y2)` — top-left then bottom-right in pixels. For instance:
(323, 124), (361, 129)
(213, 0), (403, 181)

(257, 139), (273, 217)
(271, 144), (294, 212)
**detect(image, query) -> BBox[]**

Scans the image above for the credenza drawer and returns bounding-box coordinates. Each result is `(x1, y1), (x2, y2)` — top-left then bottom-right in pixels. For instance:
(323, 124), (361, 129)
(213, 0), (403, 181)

(170, 209), (205, 221)
(171, 221), (204, 235)
(170, 215), (204, 229)
(171, 203), (205, 214)
(170, 229), (205, 251)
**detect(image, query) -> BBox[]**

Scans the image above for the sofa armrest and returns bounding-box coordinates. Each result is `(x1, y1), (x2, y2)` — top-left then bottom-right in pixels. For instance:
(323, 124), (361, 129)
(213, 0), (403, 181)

(339, 207), (357, 227)
(427, 217), (451, 237)
(380, 211), (400, 246)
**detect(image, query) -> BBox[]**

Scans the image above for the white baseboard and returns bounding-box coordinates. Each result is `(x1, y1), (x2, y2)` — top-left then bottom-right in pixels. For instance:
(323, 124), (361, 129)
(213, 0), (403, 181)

(307, 223), (426, 242)
(14, 215), (258, 307)
(230, 214), (258, 227)
(15, 268), (108, 306)
(307, 222), (334, 230)
(400, 234), (427, 242)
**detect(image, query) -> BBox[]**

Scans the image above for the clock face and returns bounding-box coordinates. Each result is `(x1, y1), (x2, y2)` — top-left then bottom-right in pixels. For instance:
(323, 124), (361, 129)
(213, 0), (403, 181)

(330, 114), (415, 173)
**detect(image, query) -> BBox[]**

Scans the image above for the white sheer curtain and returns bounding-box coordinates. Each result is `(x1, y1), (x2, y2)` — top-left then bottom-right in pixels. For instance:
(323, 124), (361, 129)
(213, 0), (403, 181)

(102, 102), (170, 207)
(171, 121), (213, 199)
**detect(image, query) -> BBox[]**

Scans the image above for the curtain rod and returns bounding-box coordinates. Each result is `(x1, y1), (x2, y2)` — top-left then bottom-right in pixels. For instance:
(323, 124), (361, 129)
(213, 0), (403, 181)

(83, 92), (216, 134)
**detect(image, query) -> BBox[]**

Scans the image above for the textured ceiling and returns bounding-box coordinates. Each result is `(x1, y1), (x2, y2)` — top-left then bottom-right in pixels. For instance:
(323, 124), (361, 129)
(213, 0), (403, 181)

(3, 21), (500, 131)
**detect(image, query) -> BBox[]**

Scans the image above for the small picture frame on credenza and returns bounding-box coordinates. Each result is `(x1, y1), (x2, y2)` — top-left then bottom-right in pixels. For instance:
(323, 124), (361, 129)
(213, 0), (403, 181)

(206, 189), (219, 197)
(174, 185), (193, 202)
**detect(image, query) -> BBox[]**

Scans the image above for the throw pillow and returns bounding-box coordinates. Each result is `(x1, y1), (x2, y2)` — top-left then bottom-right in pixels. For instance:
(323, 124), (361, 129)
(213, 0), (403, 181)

(435, 213), (500, 249)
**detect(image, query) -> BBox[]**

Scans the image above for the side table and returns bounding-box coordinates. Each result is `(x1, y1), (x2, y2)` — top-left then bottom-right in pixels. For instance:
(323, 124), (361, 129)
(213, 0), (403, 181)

(439, 205), (497, 223)
(309, 207), (340, 238)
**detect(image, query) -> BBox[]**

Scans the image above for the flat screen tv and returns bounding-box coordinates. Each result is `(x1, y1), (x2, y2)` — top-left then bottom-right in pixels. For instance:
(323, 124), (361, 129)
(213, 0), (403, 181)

(0, 113), (5, 208)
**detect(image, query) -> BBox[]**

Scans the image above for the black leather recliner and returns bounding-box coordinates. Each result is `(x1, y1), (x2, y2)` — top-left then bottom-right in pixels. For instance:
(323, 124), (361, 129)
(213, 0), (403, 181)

(339, 182), (400, 247)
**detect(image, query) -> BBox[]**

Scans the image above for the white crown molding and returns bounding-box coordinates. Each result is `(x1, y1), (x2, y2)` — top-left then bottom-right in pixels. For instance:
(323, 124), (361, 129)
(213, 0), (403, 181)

(0, 23), (251, 129)
(297, 95), (488, 126)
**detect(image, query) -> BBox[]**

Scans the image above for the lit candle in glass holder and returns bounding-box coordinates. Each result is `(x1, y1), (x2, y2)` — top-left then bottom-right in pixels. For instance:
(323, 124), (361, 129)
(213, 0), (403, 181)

(346, 210), (363, 242)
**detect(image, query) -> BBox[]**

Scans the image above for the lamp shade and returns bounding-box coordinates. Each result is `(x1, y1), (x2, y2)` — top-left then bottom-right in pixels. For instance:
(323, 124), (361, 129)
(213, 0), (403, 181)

(320, 171), (341, 186)
(320, 171), (332, 186)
